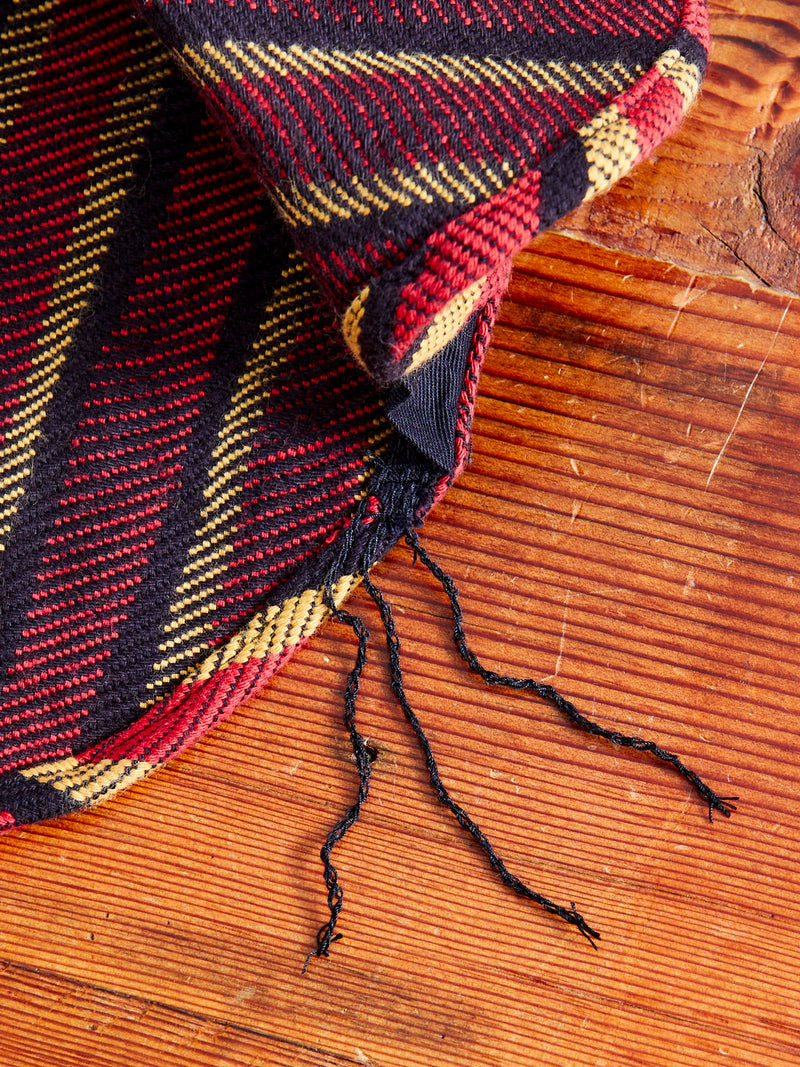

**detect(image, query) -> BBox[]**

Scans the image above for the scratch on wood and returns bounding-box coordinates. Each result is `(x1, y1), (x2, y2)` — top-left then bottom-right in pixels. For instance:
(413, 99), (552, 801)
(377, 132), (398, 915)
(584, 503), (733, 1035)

(541, 593), (571, 682)
(557, 596), (570, 677)
(354, 1049), (380, 1067)
(705, 300), (790, 490)
(666, 274), (702, 340)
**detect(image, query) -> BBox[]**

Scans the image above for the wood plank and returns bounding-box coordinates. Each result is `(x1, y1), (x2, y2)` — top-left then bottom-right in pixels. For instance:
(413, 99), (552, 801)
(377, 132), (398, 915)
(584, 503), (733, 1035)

(0, 966), (355, 1066)
(3, 233), (800, 1064)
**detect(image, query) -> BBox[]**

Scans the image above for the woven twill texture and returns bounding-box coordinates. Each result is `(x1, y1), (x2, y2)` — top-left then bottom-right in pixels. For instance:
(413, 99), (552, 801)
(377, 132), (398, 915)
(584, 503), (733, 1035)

(0, 0), (707, 830)
(139, 0), (708, 382)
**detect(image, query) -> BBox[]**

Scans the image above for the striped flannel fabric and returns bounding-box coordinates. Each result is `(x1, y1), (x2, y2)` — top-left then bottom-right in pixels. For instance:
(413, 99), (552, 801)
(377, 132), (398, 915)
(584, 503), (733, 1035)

(0, 0), (707, 831)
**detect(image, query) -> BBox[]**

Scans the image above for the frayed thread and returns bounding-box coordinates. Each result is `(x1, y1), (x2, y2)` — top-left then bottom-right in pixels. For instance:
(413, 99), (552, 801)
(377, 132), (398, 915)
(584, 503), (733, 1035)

(303, 516), (736, 972)
(302, 591), (373, 975)
(362, 568), (600, 949)
(405, 529), (738, 824)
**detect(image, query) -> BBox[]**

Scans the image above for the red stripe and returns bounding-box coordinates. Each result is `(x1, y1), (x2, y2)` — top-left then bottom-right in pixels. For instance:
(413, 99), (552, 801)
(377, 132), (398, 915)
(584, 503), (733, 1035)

(392, 170), (539, 356)
(0, 115), (262, 770)
(618, 69), (687, 158)
(76, 644), (296, 767)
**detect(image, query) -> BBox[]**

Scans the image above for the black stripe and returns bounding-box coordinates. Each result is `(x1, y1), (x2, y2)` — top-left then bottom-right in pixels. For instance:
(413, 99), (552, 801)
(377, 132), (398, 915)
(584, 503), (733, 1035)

(144, 0), (692, 65)
(0, 72), (205, 752)
(107, 197), (294, 738)
(0, 774), (81, 825)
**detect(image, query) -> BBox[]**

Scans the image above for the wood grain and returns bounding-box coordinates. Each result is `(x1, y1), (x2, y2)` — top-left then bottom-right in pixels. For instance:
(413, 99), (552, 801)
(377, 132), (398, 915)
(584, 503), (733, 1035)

(558, 0), (800, 293)
(3, 3), (800, 1064)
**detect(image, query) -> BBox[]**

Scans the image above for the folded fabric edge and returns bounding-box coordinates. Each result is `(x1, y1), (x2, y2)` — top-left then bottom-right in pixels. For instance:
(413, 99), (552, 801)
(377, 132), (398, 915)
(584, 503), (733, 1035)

(133, 0), (709, 390)
(308, 9), (710, 384)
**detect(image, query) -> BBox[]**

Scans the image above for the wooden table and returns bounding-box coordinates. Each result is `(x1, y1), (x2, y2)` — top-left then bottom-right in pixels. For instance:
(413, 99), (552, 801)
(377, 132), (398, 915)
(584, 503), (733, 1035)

(3, 0), (800, 1063)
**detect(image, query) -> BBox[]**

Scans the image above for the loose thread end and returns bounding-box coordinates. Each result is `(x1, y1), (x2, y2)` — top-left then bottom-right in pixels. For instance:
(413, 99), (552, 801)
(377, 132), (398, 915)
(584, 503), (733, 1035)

(304, 583), (373, 974)
(362, 565), (603, 954)
(708, 795), (738, 823)
(302, 928), (344, 975)
(566, 902), (600, 950)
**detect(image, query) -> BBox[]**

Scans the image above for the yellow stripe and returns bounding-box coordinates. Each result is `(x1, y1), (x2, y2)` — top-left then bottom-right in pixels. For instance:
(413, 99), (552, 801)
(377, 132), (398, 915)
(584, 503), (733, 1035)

(576, 59), (632, 97)
(403, 277), (487, 376)
(655, 51), (702, 106)
(578, 103), (642, 199)
(578, 49), (699, 199)
(200, 42), (647, 231)
(148, 571), (360, 696)
(181, 43), (224, 89)
(197, 40), (247, 88)
(0, 43), (171, 554)
(181, 40), (694, 232)
(15, 570), (355, 808)
(145, 254), (389, 695)
(342, 285), (370, 365)
(20, 755), (153, 803)
(0, 0), (61, 142)
(193, 42), (516, 227)
(236, 42), (378, 220)
(194, 572), (359, 682)
(163, 260), (315, 626)
(344, 273), (487, 377)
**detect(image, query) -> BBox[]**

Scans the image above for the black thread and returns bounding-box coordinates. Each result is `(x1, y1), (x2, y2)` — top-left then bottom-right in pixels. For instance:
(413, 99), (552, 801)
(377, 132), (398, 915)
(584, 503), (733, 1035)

(303, 592), (373, 974)
(361, 568), (600, 949)
(405, 529), (737, 823)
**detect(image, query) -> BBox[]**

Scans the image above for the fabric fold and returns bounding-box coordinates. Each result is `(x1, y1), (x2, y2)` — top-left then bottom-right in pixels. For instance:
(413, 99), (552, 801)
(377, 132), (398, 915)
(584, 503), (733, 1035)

(0, 0), (708, 832)
(136, 0), (709, 389)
